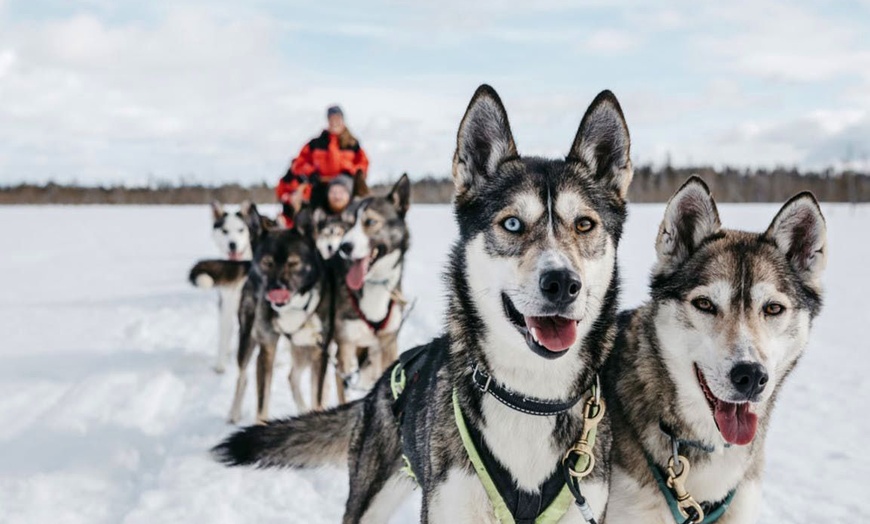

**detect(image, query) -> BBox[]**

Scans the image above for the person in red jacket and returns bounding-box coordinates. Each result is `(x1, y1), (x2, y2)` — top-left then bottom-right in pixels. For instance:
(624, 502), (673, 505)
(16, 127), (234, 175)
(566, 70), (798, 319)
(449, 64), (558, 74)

(277, 105), (369, 225)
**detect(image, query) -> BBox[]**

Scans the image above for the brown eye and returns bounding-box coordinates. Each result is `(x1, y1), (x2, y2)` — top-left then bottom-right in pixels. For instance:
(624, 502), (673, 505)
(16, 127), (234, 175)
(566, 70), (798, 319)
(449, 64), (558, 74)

(260, 256), (274, 270)
(691, 297), (716, 314)
(286, 257), (301, 270)
(575, 217), (595, 234)
(764, 303), (785, 316)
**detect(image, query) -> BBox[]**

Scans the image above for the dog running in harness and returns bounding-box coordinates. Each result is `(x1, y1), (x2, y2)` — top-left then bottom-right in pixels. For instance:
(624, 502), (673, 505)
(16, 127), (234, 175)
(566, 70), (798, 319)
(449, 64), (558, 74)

(389, 339), (605, 524)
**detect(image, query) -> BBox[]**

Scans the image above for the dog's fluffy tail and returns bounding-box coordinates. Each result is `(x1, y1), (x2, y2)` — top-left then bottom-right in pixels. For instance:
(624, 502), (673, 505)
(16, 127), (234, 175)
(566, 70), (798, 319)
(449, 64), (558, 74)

(189, 259), (250, 288)
(212, 400), (363, 469)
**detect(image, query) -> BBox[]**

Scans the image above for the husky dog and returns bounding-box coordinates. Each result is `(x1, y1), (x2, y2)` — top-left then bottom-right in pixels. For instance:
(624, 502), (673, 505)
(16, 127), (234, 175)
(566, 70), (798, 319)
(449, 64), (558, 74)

(604, 177), (827, 523)
(214, 84), (633, 523)
(330, 175), (410, 402)
(311, 207), (350, 261)
(211, 201), (256, 261)
(225, 228), (325, 424)
(191, 201), (268, 373)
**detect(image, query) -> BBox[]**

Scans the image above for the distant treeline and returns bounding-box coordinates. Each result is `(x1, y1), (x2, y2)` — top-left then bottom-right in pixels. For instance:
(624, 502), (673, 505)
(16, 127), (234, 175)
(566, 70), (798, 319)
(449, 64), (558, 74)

(1, 166), (867, 205)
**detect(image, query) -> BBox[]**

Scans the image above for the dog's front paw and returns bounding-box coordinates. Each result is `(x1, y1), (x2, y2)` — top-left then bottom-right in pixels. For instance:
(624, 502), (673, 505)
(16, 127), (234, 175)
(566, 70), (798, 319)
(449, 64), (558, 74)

(195, 274), (215, 288)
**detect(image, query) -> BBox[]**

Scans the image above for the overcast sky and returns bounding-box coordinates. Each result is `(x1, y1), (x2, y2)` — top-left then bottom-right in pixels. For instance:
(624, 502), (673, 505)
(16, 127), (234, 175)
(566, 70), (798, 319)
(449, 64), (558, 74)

(1, 0), (869, 186)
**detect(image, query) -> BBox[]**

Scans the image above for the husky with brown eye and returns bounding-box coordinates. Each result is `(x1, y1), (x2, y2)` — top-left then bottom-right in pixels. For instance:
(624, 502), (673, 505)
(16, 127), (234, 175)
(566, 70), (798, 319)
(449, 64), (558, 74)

(604, 176), (827, 524)
(189, 201), (274, 374)
(214, 84), (635, 523)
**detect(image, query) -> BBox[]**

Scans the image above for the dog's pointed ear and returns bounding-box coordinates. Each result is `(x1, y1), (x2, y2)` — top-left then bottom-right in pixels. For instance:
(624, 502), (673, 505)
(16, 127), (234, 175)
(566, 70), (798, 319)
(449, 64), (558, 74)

(766, 192), (827, 288)
(568, 90), (633, 200)
(452, 85), (517, 198)
(655, 176), (721, 274)
(389, 174), (411, 217)
(211, 201), (224, 222)
(240, 200), (263, 240)
(311, 206), (326, 225)
(293, 207), (315, 238)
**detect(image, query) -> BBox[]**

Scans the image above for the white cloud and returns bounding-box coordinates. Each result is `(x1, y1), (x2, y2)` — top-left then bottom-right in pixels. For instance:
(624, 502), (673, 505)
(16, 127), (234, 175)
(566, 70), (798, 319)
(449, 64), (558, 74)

(583, 29), (638, 53)
(0, 1), (868, 186)
(0, 49), (15, 78)
(698, 1), (870, 84)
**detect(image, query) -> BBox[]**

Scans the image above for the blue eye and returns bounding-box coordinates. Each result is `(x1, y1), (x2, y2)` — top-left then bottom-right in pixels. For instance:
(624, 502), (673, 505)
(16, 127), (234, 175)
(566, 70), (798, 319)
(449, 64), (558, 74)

(502, 217), (523, 233)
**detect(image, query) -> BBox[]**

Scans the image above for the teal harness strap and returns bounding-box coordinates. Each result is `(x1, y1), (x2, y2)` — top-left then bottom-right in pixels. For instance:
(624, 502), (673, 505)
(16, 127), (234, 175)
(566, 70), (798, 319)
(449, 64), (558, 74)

(646, 455), (735, 524)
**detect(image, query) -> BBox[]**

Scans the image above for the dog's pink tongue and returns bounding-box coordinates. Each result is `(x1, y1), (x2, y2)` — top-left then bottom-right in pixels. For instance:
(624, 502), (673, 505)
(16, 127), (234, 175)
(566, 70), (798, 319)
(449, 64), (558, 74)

(525, 316), (577, 352)
(346, 258), (369, 291)
(267, 289), (291, 304)
(714, 401), (758, 445)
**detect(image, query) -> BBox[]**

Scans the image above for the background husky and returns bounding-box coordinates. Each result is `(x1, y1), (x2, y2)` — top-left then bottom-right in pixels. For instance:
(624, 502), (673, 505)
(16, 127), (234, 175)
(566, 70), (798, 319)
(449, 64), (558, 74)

(604, 177), (827, 523)
(330, 174), (410, 402)
(213, 84), (633, 523)
(227, 228), (324, 424)
(310, 207), (350, 261)
(191, 201), (269, 373)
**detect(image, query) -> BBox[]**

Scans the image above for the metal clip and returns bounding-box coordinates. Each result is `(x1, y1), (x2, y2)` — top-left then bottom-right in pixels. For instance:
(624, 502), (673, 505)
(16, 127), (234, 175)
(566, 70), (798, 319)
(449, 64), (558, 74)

(472, 364), (492, 393)
(563, 395), (606, 479)
(666, 455), (705, 523)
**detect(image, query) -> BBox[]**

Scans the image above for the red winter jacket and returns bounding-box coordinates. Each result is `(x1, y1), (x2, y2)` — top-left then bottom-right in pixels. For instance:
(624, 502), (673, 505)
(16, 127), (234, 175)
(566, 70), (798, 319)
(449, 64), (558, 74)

(276, 130), (369, 204)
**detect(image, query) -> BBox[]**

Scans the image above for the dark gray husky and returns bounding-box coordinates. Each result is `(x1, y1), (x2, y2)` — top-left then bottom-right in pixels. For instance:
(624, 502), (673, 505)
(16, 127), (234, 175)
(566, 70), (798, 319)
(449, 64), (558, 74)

(195, 227), (325, 423)
(214, 84), (634, 523)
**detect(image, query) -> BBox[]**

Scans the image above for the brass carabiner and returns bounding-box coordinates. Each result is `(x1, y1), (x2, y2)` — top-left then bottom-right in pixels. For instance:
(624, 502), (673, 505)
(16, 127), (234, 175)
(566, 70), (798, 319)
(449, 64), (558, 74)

(666, 455), (705, 523)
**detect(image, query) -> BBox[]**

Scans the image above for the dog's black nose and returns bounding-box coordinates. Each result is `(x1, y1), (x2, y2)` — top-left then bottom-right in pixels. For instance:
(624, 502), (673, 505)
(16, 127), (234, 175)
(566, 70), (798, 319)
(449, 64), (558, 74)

(228, 241), (237, 252)
(339, 242), (353, 256)
(539, 269), (582, 306)
(730, 362), (769, 398)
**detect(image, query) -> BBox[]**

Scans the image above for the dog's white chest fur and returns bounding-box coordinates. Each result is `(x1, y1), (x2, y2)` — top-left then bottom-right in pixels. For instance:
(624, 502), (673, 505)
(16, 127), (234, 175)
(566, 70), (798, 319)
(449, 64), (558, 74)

(480, 398), (560, 491)
(356, 250), (402, 326)
(271, 290), (321, 345)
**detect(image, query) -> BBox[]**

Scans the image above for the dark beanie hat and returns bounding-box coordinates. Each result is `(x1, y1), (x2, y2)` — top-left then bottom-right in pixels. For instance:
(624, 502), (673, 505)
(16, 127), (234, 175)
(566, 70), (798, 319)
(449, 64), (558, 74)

(327, 105), (343, 117)
(329, 174), (354, 194)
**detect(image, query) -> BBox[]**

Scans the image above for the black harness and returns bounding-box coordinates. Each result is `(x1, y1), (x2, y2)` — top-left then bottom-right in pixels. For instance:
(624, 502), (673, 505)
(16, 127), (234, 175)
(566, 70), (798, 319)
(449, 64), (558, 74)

(391, 342), (595, 523)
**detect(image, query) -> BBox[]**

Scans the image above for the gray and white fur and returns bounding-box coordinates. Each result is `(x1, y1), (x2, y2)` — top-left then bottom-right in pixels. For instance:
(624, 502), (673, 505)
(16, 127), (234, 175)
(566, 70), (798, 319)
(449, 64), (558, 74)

(214, 84), (635, 523)
(191, 201), (268, 373)
(604, 177), (827, 523)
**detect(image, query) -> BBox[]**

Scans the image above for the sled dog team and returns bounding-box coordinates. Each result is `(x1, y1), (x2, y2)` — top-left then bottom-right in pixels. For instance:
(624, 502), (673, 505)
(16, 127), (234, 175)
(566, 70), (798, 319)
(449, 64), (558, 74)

(196, 85), (827, 523)
(191, 176), (411, 422)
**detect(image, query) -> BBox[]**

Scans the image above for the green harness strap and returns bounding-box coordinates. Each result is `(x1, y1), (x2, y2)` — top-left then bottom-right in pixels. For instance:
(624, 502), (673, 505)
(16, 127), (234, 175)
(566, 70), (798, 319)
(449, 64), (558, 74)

(391, 364), (418, 483)
(393, 359), (597, 524)
(646, 454), (735, 524)
(451, 388), (597, 524)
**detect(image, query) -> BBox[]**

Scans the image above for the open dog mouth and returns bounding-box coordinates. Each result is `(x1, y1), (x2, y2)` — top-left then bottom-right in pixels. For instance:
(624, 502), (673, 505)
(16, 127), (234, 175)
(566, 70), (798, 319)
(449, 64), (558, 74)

(266, 288), (292, 307)
(228, 251), (243, 261)
(694, 364), (758, 446)
(345, 247), (380, 291)
(501, 293), (578, 359)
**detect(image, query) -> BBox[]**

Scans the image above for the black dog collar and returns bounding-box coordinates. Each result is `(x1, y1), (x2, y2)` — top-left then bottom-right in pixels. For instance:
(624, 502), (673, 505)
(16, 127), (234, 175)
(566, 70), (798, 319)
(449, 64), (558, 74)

(469, 363), (585, 416)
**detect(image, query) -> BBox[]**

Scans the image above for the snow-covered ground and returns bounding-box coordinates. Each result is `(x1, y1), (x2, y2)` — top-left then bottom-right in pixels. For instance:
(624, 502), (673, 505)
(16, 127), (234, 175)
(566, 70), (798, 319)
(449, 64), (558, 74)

(0, 203), (867, 523)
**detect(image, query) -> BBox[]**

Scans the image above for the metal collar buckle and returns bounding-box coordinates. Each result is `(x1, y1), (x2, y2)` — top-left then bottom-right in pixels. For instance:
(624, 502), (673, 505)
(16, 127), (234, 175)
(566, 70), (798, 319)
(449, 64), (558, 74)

(472, 364), (492, 393)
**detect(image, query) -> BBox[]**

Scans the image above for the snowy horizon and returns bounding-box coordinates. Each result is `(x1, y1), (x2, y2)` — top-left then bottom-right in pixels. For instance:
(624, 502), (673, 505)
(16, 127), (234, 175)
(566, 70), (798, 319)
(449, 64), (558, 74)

(1, 1), (870, 186)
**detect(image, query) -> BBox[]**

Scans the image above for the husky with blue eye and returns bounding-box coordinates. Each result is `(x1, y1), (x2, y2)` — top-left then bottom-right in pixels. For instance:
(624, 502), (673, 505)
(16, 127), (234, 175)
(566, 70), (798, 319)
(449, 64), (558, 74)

(604, 177), (827, 523)
(213, 84), (634, 523)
